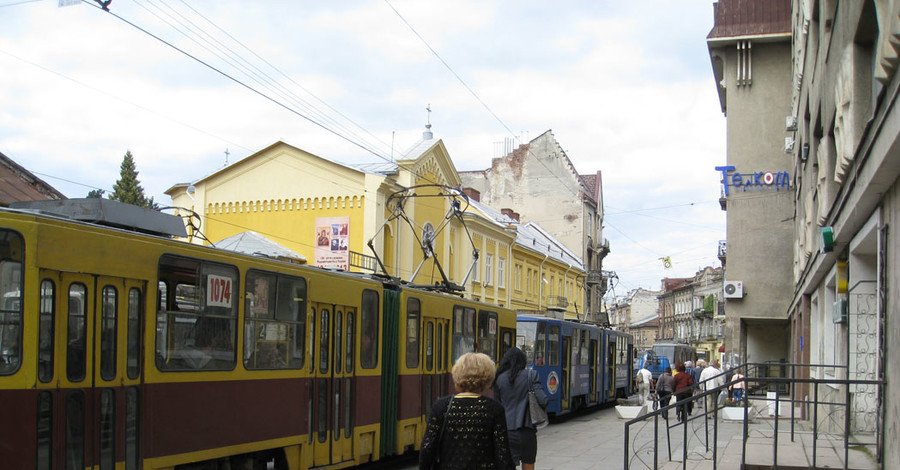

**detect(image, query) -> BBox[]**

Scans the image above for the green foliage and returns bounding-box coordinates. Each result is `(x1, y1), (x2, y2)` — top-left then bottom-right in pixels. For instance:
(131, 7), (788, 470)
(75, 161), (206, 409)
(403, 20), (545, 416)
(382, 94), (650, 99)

(109, 150), (157, 209)
(703, 294), (715, 313)
(86, 189), (104, 198)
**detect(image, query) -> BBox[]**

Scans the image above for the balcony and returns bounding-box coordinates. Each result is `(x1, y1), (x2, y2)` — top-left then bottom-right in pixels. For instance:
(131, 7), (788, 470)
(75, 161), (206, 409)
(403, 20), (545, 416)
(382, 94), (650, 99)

(349, 250), (377, 272)
(717, 240), (726, 265)
(586, 270), (603, 285)
(546, 295), (568, 311)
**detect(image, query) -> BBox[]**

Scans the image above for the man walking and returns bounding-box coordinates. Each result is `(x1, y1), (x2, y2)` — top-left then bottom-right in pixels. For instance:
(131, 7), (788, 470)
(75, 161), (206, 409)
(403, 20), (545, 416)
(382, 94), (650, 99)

(699, 361), (725, 415)
(635, 364), (653, 405)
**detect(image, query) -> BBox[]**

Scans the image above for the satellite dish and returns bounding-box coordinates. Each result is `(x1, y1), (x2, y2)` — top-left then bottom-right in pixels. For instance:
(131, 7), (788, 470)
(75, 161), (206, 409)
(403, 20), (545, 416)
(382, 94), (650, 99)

(422, 222), (436, 258)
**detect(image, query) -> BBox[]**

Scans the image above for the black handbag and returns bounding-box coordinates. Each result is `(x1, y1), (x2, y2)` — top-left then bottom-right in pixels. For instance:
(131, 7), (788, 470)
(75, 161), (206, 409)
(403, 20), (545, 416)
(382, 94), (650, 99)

(433, 396), (454, 468)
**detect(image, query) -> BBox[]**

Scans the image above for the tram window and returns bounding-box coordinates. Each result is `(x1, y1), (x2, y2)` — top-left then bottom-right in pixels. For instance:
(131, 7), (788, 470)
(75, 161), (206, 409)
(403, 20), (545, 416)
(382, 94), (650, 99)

(436, 322), (444, 370)
(547, 325), (560, 367)
(243, 271), (305, 370)
(406, 298), (420, 368)
(535, 323), (546, 366)
(155, 255), (237, 371)
(517, 322), (537, 366)
(126, 288), (141, 380)
(451, 306), (475, 363)
(67, 283), (87, 382)
(345, 312), (354, 373)
(0, 230), (24, 375)
(38, 280), (55, 383)
(425, 321), (434, 372)
(335, 310), (342, 374)
(571, 329), (581, 365)
(360, 289), (378, 369)
(319, 308), (330, 373)
(580, 330), (590, 366)
(476, 310), (498, 360)
(100, 286), (118, 381)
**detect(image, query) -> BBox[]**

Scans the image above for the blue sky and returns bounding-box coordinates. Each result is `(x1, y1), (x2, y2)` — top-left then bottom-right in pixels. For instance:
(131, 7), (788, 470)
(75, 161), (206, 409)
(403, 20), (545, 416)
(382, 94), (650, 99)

(0, 0), (726, 296)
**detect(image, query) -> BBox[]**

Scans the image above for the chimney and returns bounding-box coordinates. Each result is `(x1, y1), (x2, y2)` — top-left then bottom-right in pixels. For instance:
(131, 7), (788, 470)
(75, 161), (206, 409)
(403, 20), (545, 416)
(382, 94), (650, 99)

(462, 187), (480, 202)
(500, 208), (520, 221)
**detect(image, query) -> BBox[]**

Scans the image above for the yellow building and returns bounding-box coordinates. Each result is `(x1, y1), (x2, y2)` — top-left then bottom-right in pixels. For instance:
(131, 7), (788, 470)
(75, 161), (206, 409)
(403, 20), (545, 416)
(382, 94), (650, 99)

(166, 132), (587, 316)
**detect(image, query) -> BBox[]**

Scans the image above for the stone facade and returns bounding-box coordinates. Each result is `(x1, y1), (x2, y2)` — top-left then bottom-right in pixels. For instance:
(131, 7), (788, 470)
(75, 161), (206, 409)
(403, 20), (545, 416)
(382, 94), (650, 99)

(787, 0), (898, 463)
(459, 130), (608, 322)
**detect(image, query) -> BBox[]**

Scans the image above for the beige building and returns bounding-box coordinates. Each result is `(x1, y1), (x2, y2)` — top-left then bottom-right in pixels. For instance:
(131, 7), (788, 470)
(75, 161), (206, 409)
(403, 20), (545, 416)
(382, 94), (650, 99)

(668, 267), (726, 364)
(459, 130), (608, 324)
(609, 288), (662, 331)
(707, 0), (794, 364)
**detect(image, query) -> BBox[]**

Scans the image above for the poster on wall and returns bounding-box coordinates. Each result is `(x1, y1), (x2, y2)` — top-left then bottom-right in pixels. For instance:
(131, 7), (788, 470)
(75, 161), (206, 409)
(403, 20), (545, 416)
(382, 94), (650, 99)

(314, 216), (349, 270)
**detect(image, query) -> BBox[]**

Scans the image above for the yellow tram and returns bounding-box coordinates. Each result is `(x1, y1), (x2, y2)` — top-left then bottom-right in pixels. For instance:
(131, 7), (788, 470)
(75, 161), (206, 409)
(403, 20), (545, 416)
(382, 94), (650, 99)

(0, 201), (516, 470)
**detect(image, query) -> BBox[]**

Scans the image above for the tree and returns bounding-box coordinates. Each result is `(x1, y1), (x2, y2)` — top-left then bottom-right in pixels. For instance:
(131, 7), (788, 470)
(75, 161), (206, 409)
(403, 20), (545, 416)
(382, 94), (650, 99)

(86, 189), (104, 198)
(109, 150), (157, 209)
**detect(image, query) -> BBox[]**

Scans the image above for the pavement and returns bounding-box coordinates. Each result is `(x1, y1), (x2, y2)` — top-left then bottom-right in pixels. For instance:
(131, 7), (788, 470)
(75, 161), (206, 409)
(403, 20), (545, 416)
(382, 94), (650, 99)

(388, 398), (881, 470)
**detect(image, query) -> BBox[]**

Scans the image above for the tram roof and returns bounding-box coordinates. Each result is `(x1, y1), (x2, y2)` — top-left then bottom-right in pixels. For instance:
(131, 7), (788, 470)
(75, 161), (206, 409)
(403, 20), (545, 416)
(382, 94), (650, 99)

(10, 198), (187, 238)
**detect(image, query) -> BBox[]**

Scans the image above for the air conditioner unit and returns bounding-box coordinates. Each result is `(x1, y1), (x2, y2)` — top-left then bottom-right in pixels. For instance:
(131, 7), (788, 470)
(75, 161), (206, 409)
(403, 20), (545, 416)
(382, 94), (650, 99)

(784, 137), (795, 153)
(785, 116), (798, 132)
(724, 280), (744, 299)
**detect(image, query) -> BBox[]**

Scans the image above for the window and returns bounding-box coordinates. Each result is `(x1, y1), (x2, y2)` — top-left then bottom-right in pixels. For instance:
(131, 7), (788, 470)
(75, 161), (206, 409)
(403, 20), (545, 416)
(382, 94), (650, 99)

(126, 288), (142, 379)
(485, 254), (493, 286)
(515, 264), (521, 291)
(498, 258), (506, 288)
(243, 270), (306, 369)
(472, 257), (479, 282)
(406, 298), (420, 368)
(36, 391), (52, 470)
(0, 230), (24, 375)
(548, 325), (560, 366)
(99, 389), (115, 470)
(360, 290), (379, 369)
(452, 306), (476, 362)
(100, 286), (117, 381)
(476, 310), (498, 360)
(67, 284), (88, 382)
(156, 255), (238, 371)
(38, 280), (55, 383)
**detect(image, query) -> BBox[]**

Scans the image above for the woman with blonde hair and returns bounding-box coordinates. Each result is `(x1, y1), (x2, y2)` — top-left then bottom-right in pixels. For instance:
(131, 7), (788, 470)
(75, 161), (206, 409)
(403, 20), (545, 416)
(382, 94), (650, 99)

(419, 352), (515, 469)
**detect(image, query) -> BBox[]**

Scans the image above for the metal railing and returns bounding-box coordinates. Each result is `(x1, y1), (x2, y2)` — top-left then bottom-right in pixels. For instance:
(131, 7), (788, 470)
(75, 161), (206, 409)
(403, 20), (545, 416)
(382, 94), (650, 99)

(623, 362), (885, 469)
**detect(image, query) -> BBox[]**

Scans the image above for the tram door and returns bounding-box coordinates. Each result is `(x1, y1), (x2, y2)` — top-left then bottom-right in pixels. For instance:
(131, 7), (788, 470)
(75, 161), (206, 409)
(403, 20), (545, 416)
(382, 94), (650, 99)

(422, 314), (449, 414)
(310, 302), (354, 466)
(37, 270), (145, 470)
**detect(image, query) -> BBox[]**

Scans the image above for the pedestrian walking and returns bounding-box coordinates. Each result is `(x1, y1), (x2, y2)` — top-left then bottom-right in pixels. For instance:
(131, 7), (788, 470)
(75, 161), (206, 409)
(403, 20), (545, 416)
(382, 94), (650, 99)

(635, 364), (653, 405)
(699, 361), (724, 415)
(654, 367), (674, 419)
(730, 367), (746, 402)
(419, 352), (515, 469)
(492, 347), (549, 470)
(672, 362), (694, 421)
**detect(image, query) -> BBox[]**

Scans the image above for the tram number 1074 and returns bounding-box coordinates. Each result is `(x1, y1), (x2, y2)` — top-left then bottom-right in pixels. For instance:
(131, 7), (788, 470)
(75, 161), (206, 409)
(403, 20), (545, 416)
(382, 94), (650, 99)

(206, 274), (233, 308)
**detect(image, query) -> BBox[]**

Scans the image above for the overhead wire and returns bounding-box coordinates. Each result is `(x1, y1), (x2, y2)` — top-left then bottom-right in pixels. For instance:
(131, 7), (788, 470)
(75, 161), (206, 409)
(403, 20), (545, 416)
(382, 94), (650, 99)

(82, 0), (395, 164)
(136, 0), (392, 160)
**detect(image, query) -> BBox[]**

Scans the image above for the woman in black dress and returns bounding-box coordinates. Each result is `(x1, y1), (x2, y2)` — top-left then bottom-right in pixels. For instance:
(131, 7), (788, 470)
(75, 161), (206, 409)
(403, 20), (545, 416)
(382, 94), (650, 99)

(419, 352), (515, 470)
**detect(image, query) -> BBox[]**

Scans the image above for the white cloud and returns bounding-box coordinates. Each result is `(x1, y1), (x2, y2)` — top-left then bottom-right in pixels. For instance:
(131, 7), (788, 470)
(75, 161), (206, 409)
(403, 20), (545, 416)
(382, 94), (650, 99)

(0, 0), (725, 293)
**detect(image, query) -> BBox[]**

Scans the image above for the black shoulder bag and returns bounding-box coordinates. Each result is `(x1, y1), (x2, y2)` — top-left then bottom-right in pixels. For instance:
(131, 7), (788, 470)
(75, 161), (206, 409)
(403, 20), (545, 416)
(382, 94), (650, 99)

(432, 396), (454, 469)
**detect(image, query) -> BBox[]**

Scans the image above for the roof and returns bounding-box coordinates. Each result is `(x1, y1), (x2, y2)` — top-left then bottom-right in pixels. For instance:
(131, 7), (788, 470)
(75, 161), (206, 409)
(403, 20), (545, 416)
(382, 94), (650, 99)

(214, 231), (307, 263)
(630, 314), (659, 328)
(0, 151), (66, 205)
(467, 198), (583, 268)
(707, 0), (791, 41)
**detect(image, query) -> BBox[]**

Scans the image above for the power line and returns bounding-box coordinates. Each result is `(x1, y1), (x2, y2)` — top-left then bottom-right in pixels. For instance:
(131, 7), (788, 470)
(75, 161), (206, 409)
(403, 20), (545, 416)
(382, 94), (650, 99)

(84, 0), (395, 164)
